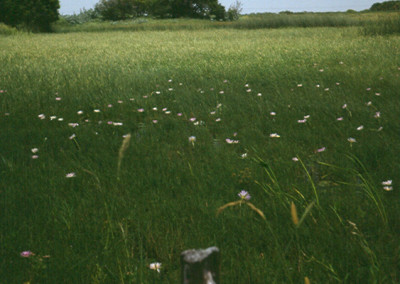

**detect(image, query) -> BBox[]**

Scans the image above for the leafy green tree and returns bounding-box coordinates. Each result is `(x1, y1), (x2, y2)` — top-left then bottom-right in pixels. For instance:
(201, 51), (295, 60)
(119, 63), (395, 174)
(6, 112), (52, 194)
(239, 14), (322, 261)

(94, 0), (226, 20)
(95, 0), (147, 20)
(370, 1), (400, 11)
(0, 0), (60, 32)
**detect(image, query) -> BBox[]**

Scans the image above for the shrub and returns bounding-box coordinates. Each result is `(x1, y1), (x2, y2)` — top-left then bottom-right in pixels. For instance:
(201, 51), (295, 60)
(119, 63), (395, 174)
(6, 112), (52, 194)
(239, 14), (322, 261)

(0, 23), (19, 35)
(0, 0), (60, 32)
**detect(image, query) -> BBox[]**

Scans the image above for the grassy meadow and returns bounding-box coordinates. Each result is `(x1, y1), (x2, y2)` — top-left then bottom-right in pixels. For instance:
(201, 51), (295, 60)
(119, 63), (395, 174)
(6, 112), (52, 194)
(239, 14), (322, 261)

(0, 17), (400, 283)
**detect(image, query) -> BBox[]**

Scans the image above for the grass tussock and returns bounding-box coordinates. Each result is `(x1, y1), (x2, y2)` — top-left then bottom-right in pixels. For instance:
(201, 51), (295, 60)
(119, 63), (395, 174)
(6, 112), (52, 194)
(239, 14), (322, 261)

(362, 14), (400, 35)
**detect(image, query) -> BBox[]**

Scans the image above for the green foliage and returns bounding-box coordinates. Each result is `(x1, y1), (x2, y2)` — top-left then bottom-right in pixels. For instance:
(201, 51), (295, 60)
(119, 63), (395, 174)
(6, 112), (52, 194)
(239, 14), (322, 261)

(94, 0), (226, 20)
(95, 0), (145, 20)
(0, 0), (59, 32)
(370, 1), (400, 11)
(61, 8), (100, 25)
(0, 22), (19, 35)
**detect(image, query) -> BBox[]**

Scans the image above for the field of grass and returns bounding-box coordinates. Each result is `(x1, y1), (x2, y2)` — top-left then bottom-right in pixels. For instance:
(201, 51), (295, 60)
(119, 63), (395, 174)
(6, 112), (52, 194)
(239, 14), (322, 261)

(0, 23), (399, 283)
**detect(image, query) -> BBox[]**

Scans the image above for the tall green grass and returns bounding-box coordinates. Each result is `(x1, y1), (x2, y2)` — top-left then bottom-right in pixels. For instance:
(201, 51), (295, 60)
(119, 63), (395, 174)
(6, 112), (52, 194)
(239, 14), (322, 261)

(362, 14), (400, 35)
(53, 11), (400, 34)
(0, 26), (399, 283)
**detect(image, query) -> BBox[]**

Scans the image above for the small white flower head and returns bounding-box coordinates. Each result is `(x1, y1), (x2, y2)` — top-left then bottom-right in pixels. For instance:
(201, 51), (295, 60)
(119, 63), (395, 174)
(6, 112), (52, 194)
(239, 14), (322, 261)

(383, 186), (393, 191)
(152, 120), (158, 124)
(342, 104), (347, 109)
(38, 114), (46, 120)
(241, 153), (248, 159)
(366, 101), (372, 106)
(324, 88), (329, 91)
(270, 133), (280, 138)
(257, 93), (262, 97)
(244, 84), (249, 87)
(375, 93), (381, 96)
(113, 122), (123, 126)
(215, 118), (221, 122)
(31, 155), (39, 159)
(357, 125), (364, 131)
(118, 100), (124, 103)
(238, 190), (251, 200)
(50, 116), (57, 120)
(292, 157), (299, 162)
(20, 251), (34, 258)
(68, 123), (79, 128)
(336, 82), (340, 86)
(219, 91), (224, 94)
(304, 115), (310, 119)
(177, 113), (182, 117)
(152, 107), (158, 111)
(216, 103), (222, 109)
(316, 84), (320, 88)
(189, 117), (196, 122)
(382, 180), (392, 186)
(225, 138), (239, 144)
(77, 110), (84, 115)
(366, 87), (371, 91)
(297, 84), (303, 87)
(55, 97), (62, 101)
(69, 134), (76, 140)
(58, 118), (64, 121)
(270, 112), (276, 116)
(137, 108), (144, 113)
(316, 147), (326, 153)
(188, 136), (196, 143)
(108, 104), (113, 108)
(66, 172), (76, 178)
(298, 119), (307, 124)
(337, 117), (344, 121)
(210, 111), (216, 115)
(347, 137), (356, 143)
(193, 121), (199, 126)
(31, 148), (39, 154)
(162, 108), (167, 112)
(377, 126), (383, 131)
(374, 112), (381, 118)
(168, 88), (173, 91)
(149, 262), (162, 273)
(319, 69), (324, 72)
(246, 89), (252, 93)
(155, 91), (161, 95)
(93, 109), (101, 113)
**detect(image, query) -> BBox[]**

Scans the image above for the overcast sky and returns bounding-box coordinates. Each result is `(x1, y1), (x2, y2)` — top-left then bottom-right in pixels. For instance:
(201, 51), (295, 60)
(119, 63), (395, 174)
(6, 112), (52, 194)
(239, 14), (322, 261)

(59, 0), (383, 15)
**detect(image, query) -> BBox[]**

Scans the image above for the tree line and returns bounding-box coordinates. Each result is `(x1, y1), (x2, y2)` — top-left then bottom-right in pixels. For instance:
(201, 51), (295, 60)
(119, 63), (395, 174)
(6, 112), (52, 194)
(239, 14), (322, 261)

(94, 0), (227, 21)
(0, 0), (241, 32)
(370, 1), (400, 11)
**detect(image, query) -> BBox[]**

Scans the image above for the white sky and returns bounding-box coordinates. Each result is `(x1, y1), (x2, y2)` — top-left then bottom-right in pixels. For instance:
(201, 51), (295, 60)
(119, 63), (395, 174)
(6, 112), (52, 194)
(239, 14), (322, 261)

(59, 0), (383, 15)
